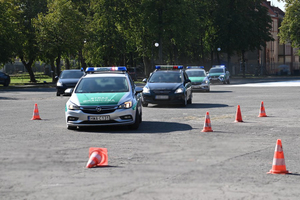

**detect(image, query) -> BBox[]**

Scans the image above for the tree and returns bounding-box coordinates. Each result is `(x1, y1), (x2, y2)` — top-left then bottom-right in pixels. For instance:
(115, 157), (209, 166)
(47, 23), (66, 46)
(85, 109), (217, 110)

(34, 0), (86, 80)
(0, 1), (18, 65)
(278, 0), (300, 49)
(6, 0), (48, 82)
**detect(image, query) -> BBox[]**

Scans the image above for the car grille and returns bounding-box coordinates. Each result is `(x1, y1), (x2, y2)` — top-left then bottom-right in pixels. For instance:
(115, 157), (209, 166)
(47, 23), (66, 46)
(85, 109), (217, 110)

(192, 82), (201, 85)
(210, 76), (219, 79)
(64, 83), (76, 87)
(153, 90), (171, 94)
(80, 105), (117, 114)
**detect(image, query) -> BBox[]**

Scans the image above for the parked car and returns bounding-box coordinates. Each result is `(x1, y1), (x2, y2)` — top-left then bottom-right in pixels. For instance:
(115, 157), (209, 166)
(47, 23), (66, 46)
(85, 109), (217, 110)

(0, 71), (10, 87)
(56, 69), (84, 96)
(207, 65), (230, 84)
(185, 66), (210, 92)
(142, 65), (192, 107)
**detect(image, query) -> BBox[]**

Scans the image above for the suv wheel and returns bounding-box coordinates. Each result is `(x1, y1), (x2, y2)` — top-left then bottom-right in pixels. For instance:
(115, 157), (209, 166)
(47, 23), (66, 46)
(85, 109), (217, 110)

(129, 110), (141, 130)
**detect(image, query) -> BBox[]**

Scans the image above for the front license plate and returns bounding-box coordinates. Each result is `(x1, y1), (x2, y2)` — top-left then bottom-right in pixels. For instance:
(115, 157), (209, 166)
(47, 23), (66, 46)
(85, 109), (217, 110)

(192, 85), (201, 88)
(211, 78), (218, 80)
(89, 116), (110, 121)
(155, 95), (169, 100)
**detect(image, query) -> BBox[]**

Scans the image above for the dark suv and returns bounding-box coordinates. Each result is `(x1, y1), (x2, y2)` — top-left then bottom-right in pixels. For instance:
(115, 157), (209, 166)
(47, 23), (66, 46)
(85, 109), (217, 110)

(142, 65), (192, 107)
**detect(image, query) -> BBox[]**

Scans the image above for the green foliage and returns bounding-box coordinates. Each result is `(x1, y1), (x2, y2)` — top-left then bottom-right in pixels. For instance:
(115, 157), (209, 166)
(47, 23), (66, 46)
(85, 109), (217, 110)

(279, 0), (300, 49)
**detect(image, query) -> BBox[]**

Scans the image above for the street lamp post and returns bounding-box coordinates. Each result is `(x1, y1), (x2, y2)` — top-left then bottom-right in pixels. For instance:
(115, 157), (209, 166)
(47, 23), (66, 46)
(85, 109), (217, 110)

(151, 42), (159, 69)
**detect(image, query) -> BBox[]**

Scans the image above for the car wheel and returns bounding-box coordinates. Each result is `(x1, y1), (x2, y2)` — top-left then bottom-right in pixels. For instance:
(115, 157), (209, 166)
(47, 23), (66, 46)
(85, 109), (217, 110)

(182, 94), (187, 107)
(129, 109), (141, 130)
(206, 87), (210, 92)
(187, 94), (192, 104)
(56, 91), (60, 96)
(142, 102), (148, 107)
(227, 79), (230, 84)
(4, 80), (9, 87)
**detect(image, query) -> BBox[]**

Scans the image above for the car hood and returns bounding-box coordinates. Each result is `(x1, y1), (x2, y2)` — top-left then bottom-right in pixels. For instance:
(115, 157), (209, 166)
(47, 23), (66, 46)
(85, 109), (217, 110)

(208, 73), (224, 77)
(59, 78), (81, 84)
(146, 83), (182, 90)
(189, 77), (206, 82)
(70, 92), (129, 106)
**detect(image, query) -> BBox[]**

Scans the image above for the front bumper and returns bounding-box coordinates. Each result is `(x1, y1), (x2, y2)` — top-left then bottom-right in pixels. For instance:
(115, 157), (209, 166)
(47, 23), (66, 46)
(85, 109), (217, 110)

(191, 83), (209, 91)
(209, 76), (225, 83)
(65, 107), (137, 127)
(142, 92), (185, 105)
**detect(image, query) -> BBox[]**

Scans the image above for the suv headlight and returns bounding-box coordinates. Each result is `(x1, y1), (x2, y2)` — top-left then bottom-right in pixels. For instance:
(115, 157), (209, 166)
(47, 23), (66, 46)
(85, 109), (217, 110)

(68, 101), (80, 110)
(143, 86), (150, 94)
(57, 81), (63, 87)
(202, 80), (208, 84)
(175, 87), (184, 93)
(118, 100), (132, 109)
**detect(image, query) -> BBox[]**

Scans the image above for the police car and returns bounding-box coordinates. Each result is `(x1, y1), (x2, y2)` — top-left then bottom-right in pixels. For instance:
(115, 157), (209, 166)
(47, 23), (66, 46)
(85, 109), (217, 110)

(185, 66), (210, 92)
(142, 65), (192, 107)
(65, 67), (143, 130)
(207, 65), (230, 84)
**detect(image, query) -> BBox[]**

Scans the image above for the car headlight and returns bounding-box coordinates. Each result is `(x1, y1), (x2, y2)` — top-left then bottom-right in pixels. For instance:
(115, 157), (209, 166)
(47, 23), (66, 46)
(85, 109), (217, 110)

(57, 81), (63, 87)
(202, 80), (208, 84)
(68, 101), (80, 110)
(175, 87), (184, 93)
(143, 86), (150, 94)
(118, 101), (132, 109)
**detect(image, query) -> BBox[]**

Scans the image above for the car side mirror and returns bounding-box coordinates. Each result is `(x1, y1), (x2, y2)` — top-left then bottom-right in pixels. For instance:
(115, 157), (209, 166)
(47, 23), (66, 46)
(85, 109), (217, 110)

(142, 78), (147, 83)
(64, 88), (73, 95)
(135, 87), (143, 93)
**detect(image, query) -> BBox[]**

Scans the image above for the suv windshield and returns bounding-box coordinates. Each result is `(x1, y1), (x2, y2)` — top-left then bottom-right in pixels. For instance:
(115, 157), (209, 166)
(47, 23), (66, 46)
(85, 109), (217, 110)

(75, 77), (129, 93)
(209, 68), (224, 73)
(149, 71), (182, 83)
(60, 70), (84, 79)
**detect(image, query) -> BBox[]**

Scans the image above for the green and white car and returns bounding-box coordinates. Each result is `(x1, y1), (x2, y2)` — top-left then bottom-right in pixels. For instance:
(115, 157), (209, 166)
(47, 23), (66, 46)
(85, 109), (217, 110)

(207, 65), (230, 84)
(65, 67), (143, 130)
(186, 66), (210, 92)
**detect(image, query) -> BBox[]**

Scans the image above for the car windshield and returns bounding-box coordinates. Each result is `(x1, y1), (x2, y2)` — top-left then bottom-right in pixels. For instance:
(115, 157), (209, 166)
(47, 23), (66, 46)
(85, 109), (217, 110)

(209, 68), (224, 73)
(149, 71), (182, 83)
(75, 77), (129, 93)
(60, 70), (84, 79)
(186, 70), (206, 77)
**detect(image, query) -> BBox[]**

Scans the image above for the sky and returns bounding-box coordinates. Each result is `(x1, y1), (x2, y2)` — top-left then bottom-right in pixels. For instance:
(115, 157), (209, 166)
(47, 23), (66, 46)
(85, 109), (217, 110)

(271, 0), (286, 11)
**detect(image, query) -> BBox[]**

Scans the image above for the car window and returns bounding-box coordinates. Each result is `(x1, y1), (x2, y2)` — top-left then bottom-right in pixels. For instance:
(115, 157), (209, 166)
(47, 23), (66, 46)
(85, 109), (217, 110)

(60, 71), (84, 79)
(75, 77), (129, 93)
(186, 70), (205, 77)
(209, 68), (224, 73)
(149, 72), (182, 83)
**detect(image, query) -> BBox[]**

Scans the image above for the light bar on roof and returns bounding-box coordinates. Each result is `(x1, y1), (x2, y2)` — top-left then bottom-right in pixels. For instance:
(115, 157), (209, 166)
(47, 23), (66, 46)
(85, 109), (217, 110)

(155, 65), (183, 70)
(187, 66), (204, 69)
(212, 65), (225, 68)
(86, 66), (127, 72)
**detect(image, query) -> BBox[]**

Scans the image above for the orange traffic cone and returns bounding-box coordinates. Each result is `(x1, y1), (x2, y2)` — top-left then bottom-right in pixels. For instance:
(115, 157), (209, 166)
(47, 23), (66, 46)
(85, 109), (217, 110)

(86, 147), (108, 168)
(268, 139), (289, 174)
(31, 103), (41, 120)
(258, 101), (267, 117)
(234, 105), (243, 122)
(201, 112), (213, 132)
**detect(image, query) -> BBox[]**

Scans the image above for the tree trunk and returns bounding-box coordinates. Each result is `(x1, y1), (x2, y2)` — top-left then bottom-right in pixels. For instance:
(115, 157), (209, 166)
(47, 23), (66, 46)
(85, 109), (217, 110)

(50, 58), (56, 82)
(143, 56), (152, 77)
(65, 58), (70, 69)
(241, 50), (246, 78)
(21, 59), (36, 83)
(56, 54), (61, 77)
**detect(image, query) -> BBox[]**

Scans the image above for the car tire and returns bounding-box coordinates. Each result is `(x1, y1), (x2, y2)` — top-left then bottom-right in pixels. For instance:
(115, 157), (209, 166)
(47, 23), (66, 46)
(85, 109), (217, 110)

(129, 109), (141, 130)
(4, 80), (9, 87)
(206, 87), (210, 92)
(227, 79), (230, 84)
(142, 102), (148, 107)
(182, 94), (187, 107)
(187, 95), (192, 104)
(56, 91), (60, 96)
